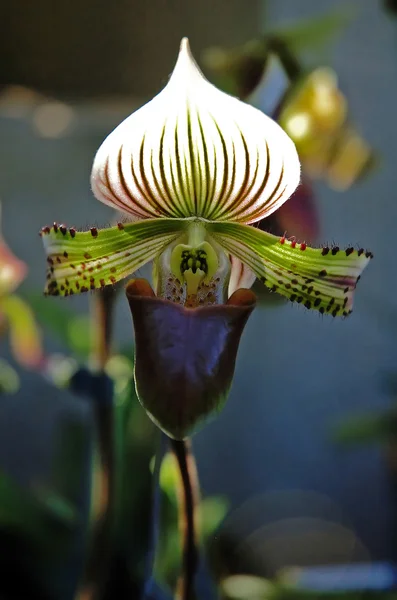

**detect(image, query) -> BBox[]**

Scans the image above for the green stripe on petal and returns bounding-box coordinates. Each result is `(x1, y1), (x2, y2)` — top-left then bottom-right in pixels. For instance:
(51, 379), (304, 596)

(41, 219), (187, 297)
(207, 221), (372, 316)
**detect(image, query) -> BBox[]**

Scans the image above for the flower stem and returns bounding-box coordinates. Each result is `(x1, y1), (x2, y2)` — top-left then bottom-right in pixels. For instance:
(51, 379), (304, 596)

(169, 438), (200, 600)
(90, 286), (116, 372)
(76, 287), (117, 600)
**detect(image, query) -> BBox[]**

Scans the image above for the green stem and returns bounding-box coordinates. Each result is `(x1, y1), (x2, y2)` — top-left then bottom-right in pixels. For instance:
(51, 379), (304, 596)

(170, 438), (200, 600)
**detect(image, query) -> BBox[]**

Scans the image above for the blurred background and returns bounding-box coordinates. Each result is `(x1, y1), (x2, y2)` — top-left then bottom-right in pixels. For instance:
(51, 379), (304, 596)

(1, 0), (397, 598)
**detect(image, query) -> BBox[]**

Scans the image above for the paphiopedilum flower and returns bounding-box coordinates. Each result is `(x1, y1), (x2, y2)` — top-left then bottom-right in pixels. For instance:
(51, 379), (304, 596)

(0, 203), (42, 369)
(41, 39), (372, 438)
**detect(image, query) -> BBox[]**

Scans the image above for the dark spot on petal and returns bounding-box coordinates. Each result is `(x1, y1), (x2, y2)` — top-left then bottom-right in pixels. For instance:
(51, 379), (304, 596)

(345, 247), (354, 256)
(319, 307), (325, 314)
(80, 286), (89, 293)
(296, 297), (303, 303)
(358, 248), (364, 256)
(110, 267), (117, 273)
(365, 251), (373, 259)
(322, 247), (329, 256)
(69, 227), (76, 238)
(314, 298), (321, 307)
(63, 251), (68, 258)
(59, 224), (67, 235)
(117, 222), (124, 230)
(304, 300), (311, 310)
(84, 252), (92, 259)
(332, 307), (339, 317)
(90, 227), (98, 237)
(53, 222), (58, 233)
(110, 276), (116, 284)
(331, 246), (339, 255)
(344, 287), (349, 293)
(290, 294), (297, 302)
(319, 270), (327, 277)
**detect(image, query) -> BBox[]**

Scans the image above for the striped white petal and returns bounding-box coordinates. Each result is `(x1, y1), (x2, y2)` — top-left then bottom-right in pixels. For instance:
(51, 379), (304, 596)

(228, 256), (256, 296)
(91, 38), (300, 224)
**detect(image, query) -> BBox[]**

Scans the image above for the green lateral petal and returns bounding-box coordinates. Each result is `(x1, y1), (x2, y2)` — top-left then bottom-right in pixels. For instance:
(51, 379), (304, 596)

(41, 218), (187, 296)
(208, 221), (372, 316)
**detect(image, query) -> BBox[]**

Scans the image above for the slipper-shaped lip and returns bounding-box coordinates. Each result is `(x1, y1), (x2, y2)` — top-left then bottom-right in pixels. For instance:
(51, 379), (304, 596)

(126, 279), (256, 439)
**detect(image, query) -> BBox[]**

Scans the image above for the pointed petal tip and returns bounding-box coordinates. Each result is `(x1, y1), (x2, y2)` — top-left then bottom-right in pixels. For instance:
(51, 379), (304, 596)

(180, 37), (191, 53)
(168, 36), (206, 88)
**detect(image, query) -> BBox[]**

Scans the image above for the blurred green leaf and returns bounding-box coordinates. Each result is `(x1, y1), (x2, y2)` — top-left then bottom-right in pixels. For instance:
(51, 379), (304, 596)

(1, 294), (43, 368)
(333, 411), (397, 445)
(221, 574), (275, 600)
(272, 8), (355, 53)
(25, 292), (91, 357)
(0, 469), (77, 555)
(150, 451), (178, 504)
(31, 486), (77, 525)
(200, 496), (229, 539)
(67, 314), (91, 357)
(0, 358), (20, 393)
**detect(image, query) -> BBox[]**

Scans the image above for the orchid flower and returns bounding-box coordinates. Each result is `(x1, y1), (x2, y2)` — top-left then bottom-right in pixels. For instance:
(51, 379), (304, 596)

(41, 39), (372, 438)
(0, 203), (42, 370)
